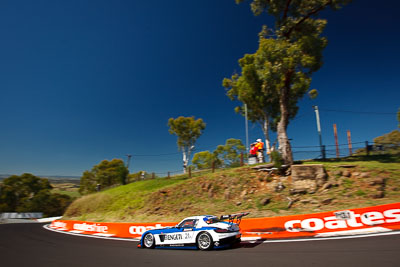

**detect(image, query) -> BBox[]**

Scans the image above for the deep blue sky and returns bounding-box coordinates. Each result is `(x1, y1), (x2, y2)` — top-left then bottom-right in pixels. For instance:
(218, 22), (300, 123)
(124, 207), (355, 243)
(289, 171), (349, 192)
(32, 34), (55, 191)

(1, 0), (399, 177)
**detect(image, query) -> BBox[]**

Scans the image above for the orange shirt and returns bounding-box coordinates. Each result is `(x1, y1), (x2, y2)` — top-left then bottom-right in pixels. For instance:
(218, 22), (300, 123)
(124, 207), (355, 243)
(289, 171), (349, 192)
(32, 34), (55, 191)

(255, 141), (264, 151)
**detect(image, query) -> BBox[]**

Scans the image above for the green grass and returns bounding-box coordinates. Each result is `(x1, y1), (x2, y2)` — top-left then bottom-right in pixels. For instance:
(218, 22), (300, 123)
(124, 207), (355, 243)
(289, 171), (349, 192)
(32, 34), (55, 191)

(52, 189), (81, 198)
(51, 183), (81, 198)
(308, 153), (400, 170)
(355, 189), (366, 197)
(342, 179), (354, 188)
(63, 175), (188, 222)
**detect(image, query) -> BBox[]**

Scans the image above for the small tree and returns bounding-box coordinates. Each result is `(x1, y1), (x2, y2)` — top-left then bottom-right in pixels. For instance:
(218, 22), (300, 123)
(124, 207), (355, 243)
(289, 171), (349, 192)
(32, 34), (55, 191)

(214, 138), (246, 167)
(192, 151), (220, 170)
(168, 116), (206, 173)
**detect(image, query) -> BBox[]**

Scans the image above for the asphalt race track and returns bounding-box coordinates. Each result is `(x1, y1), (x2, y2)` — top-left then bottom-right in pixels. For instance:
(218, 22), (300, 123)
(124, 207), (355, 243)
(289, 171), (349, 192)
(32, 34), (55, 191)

(1, 223), (400, 267)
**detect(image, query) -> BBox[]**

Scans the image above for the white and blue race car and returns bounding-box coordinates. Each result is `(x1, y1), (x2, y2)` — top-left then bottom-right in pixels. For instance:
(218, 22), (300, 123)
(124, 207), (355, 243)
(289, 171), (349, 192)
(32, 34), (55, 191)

(138, 212), (249, 250)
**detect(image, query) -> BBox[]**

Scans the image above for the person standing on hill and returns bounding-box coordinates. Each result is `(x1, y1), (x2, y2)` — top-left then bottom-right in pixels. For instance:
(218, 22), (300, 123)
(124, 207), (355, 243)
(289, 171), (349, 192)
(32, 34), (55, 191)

(249, 143), (257, 157)
(249, 142), (258, 164)
(255, 139), (264, 163)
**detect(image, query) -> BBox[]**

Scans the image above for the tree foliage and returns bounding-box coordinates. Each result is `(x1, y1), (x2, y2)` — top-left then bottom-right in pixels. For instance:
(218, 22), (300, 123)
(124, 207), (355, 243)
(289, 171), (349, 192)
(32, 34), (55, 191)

(214, 138), (246, 167)
(0, 173), (72, 216)
(168, 116), (206, 173)
(192, 151), (220, 170)
(79, 159), (129, 195)
(223, 48), (281, 154)
(231, 0), (351, 164)
(397, 108), (400, 128)
(0, 173), (52, 211)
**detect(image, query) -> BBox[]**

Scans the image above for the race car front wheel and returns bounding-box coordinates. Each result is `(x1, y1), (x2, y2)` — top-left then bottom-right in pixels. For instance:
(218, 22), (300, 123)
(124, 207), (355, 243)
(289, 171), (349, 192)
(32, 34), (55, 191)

(143, 233), (155, 249)
(197, 232), (213, 250)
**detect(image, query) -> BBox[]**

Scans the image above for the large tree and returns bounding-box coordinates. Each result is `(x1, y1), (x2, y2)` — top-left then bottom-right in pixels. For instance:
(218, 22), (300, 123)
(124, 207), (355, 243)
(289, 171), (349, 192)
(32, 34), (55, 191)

(223, 27), (299, 156)
(79, 159), (129, 195)
(0, 173), (52, 211)
(0, 173), (72, 216)
(168, 116), (206, 173)
(233, 0), (351, 164)
(223, 46), (279, 156)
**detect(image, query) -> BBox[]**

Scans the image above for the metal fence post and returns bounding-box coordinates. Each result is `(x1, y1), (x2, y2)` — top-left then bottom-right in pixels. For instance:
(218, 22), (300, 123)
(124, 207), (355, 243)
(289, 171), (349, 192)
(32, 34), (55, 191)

(333, 124), (340, 158)
(347, 130), (353, 156)
(365, 141), (369, 156)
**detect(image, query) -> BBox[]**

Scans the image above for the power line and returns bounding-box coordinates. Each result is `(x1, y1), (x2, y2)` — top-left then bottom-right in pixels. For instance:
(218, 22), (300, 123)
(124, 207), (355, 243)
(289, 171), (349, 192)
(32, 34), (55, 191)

(131, 145), (218, 157)
(320, 108), (396, 115)
(131, 152), (181, 157)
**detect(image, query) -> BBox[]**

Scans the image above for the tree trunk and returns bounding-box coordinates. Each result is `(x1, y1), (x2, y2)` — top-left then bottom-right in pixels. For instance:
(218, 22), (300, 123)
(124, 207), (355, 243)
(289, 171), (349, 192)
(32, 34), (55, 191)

(182, 150), (188, 174)
(261, 118), (272, 162)
(182, 147), (193, 174)
(277, 72), (294, 165)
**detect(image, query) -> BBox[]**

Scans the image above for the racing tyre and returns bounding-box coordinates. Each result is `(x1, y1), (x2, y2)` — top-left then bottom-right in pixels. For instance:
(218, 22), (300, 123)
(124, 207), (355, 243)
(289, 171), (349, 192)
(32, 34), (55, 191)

(197, 232), (213, 251)
(143, 233), (155, 249)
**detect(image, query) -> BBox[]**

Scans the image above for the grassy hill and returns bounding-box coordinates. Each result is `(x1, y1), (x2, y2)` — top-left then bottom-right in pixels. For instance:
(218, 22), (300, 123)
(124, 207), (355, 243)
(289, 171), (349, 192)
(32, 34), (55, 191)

(63, 154), (400, 222)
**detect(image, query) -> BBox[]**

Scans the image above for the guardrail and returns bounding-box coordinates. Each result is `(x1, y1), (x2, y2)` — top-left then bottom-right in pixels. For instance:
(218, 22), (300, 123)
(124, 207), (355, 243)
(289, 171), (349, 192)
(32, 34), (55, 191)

(0, 212), (43, 219)
(50, 203), (400, 240)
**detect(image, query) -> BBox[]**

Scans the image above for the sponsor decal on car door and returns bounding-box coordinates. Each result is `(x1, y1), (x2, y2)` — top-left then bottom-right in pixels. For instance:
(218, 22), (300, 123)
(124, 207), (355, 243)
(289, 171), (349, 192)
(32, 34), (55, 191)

(158, 230), (196, 245)
(160, 219), (198, 245)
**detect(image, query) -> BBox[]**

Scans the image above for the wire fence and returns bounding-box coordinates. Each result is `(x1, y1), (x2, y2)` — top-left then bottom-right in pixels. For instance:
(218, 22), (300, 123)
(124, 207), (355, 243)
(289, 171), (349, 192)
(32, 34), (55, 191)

(291, 141), (399, 162)
(126, 140), (399, 181)
(291, 141), (367, 161)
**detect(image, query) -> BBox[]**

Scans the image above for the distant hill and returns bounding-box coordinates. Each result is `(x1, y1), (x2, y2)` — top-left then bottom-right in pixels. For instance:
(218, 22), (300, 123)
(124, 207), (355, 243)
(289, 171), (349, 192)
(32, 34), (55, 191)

(0, 174), (80, 184)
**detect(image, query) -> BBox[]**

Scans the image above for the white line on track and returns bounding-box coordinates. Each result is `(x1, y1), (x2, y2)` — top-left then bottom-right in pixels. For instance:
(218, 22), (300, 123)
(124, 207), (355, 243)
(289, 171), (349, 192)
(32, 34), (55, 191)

(43, 224), (400, 244)
(258, 230), (400, 243)
(43, 225), (139, 242)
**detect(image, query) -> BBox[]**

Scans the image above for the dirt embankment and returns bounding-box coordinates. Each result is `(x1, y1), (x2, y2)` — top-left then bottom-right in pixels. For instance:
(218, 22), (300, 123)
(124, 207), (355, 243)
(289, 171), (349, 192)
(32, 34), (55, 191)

(63, 159), (400, 222)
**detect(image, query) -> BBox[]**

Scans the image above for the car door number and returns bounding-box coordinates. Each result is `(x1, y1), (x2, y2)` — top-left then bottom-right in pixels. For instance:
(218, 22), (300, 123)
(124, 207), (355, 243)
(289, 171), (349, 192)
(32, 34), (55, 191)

(184, 232), (194, 240)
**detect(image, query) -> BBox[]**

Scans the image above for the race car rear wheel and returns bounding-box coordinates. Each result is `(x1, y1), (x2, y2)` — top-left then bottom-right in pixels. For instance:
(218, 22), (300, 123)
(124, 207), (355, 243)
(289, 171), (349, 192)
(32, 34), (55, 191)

(143, 233), (155, 249)
(197, 232), (213, 250)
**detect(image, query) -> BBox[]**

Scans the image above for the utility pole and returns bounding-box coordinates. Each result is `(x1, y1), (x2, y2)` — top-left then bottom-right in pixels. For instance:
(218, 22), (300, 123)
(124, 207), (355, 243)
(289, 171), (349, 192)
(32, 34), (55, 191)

(244, 104), (249, 153)
(126, 154), (132, 170)
(313, 106), (325, 159)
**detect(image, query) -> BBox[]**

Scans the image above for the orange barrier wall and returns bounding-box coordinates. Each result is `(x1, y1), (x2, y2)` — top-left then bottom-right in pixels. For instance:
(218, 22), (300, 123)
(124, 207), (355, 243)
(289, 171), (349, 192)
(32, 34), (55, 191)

(240, 202), (400, 239)
(51, 202), (400, 240)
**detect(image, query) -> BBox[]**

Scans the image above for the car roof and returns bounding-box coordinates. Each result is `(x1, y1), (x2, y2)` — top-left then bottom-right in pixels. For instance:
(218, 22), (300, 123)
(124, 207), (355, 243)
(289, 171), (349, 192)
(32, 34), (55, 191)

(181, 215), (216, 221)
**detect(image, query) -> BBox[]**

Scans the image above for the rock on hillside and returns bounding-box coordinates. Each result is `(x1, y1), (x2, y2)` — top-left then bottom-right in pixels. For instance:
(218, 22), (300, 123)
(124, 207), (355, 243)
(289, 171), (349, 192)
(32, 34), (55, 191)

(290, 164), (328, 194)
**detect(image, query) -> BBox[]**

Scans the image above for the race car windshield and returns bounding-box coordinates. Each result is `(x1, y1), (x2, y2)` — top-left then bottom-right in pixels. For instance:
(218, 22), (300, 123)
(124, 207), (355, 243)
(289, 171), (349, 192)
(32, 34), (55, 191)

(177, 219), (198, 228)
